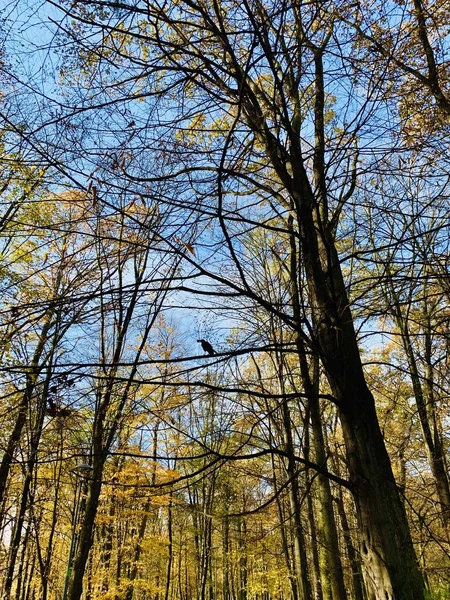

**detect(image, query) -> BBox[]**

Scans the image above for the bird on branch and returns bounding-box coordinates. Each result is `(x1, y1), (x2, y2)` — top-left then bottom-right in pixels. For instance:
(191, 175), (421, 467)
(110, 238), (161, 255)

(197, 339), (215, 356)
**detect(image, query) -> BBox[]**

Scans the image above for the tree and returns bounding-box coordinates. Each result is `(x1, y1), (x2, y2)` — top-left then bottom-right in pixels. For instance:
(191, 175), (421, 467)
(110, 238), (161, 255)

(39, 1), (429, 598)
(3, 0), (450, 598)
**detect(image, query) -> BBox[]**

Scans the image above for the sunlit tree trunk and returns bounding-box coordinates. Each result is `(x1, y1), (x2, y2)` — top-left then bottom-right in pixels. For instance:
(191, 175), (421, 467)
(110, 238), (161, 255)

(237, 518), (247, 600)
(273, 463), (300, 600)
(222, 493), (230, 600)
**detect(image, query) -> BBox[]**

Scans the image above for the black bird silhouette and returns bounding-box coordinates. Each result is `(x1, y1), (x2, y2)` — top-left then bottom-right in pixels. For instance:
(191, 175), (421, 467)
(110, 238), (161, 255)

(45, 397), (72, 418)
(197, 339), (215, 356)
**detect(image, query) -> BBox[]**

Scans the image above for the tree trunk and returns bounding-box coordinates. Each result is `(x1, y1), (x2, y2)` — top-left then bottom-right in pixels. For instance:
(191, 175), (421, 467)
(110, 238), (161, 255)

(387, 281), (450, 529)
(67, 454), (105, 600)
(289, 193), (425, 599)
(238, 519), (247, 600)
(164, 493), (174, 600)
(222, 503), (230, 600)
(289, 224), (346, 600)
(303, 424), (323, 600)
(339, 382), (423, 600)
(13, 518), (32, 600)
(3, 374), (50, 599)
(100, 492), (115, 594)
(299, 353), (346, 600)
(305, 475), (324, 600)
(334, 489), (366, 600)
(222, 10), (427, 594)
(281, 401), (312, 600)
(274, 472), (300, 600)
(309, 395), (347, 600)
(0, 313), (53, 507)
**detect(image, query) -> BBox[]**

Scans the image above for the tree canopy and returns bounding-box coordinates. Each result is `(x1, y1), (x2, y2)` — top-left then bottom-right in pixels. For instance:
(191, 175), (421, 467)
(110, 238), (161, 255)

(0, 1), (449, 600)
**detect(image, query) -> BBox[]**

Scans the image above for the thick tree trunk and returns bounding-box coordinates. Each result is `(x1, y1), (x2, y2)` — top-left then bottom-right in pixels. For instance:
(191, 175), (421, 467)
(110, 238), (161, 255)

(290, 199), (411, 596)
(312, 295), (424, 598)
(291, 181), (425, 600)
(227, 10), (426, 593)
(339, 400), (422, 600)
(314, 300), (423, 600)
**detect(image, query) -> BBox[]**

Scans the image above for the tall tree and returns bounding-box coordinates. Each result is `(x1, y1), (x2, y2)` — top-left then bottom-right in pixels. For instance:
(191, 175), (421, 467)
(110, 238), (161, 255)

(44, 1), (429, 598)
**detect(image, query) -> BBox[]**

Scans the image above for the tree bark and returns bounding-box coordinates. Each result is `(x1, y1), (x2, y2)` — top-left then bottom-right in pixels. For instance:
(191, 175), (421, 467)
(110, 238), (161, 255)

(280, 398), (312, 600)
(288, 180), (425, 600)
(334, 489), (366, 600)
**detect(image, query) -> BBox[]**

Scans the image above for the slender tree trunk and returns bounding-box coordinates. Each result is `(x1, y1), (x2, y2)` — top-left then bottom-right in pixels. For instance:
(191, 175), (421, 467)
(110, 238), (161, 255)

(281, 403), (312, 600)
(288, 222), (346, 600)
(334, 489), (365, 600)
(422, 304), (450, 529)
(308, 395), (347, 600)
(303, 426), (323, 600)
(305, 490), (323, 600)
(387, 283), (450, 528)
(67, 452), (105, 600)
(222, 502), (230, 600)
(3, 380), (49, 599)
(42, 448), (64, 594)
(200, 515), (212, 600)
(0, 313), (53, 507)
(100, 492), (115, 594)
(67, 250), (155, 600)
(125, 423), (161, 600)
(255, 354), (301, 600)
(189, 486), (201, 600)
(177, 531), (184, 600)
(21, 549), (36, 600)
(274, 346), (312, 600)
(273, 467), (300, 600)
(237, 519), (247, 600)
(13, 518), (32, 600)
(86, 549), (94, 600)
(165, 493), (174, 600)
